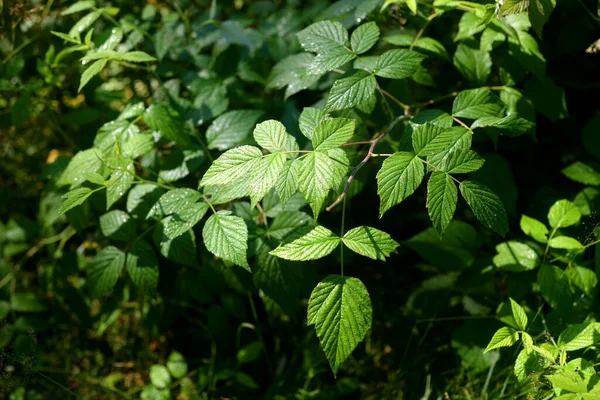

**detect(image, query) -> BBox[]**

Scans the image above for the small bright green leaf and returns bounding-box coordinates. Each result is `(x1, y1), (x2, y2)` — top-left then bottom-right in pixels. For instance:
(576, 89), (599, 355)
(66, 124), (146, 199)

(412, 123), (453, 156)
(444, 150), (485, 174)
(312, 118), (355, 151)
(57, 148), (102, 187)
(200, 146), (263, 187)
(120, 51), (156, 62)
(207, 110), (263, 151)
(493, 241), (539, 272)
(499, 0), (529, 16)
(147, 189), (201, 220)
(548, 236), (584, 251)
(79, 59), (106, 92)
(51, 31), (81, 43)
(377, 152), (424, 217)
(69, 10), (101, 39)
(548, 199), (581, 229)
(307, 275), (372, 376)
(270, 225), (340, 261)
(573, 266), (598, 297)
(106, 160), (134, 209)
(202, 211), (249, 271)
(373, 49), (425, 79)
(297, 20), (349, 54)
(460, 180), (508, 236)
(167, 351), (188, 379)
(452, 89), (504, 119)
(298, 152), (335, 218)
(427, 171), (458, 236)
(88, 246), (125, 298)
(99, 210), (135, 241)
(62, 0), (95, 15)
(249, 153), (286, 207)
(150, 365), (171, 389)
(342, 226), (399, 261)
(484, 326), (519, 353)
(510, 298), (528, 330)
(326, 70), (377, 111)
(118, 102), (145, 120)
(144, 104), (192, 148)
(562, 162), (600, 186)
(164, 202), (209, 240)
(59, 187), (93, 215)
(276, 160), (300, 205)
(253, 120), (291, 154)
(454, 11), (486, 42)
(520, 214), (549, 243)
(351, 22), (380, 54)
(126, 240), (159, 295)
(471, 114), (535, 137)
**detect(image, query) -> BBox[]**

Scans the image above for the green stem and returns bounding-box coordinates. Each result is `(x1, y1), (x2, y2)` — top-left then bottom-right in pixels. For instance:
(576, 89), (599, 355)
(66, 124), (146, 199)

(410, 12), (437, 51)
(340, 195), (347, 278)
(247, 293), (274, 374)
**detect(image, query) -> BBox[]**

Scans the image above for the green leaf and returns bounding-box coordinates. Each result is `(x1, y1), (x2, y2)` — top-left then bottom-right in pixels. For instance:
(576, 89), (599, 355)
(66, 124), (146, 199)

(548, 199), (581, 229)
(573, 266), (598, 297)
(122, 134), (154, 159)
(200, 146), (263, 187)
(106, 160), (134, 209)
(427, 171), (458, 236)
(120, 51), (156, 62)
(202, 211), (249, 271)
(167, 351), (188, 379)
(351, 22), (380, 54)
(144, 104), (192, 148)
(548, 236), (584, 251)
(62, 1), (96, 15)
(127, 185), (164, 219)
(253, 120), (294, 154)
(150, 365), (172, 389)
(529, 0), (556, 37)
(342, 226), (399, 261)
(460, 180), (508, 236)
(79, 59), (106, 92)
(562, 162), (600, 186)
(444, 150), (485, 174)
(297, 20), (349, 54)
(510, 298), (528, 330)
(153, 222), (198, 268)
(237, 342), (262, 365)
(249, 153), (286, 207)
(493, 241), (539, 272)
(382, 0), (418, 13)
(267, 53), (322, 99)
(207, 110), (263, 151)
(59, 187), (93, 215)
(546, 371), (588, 393)
(538, 264), (572, 310)
(471, 114), (535, 137)
(454, 11), (486, 42)
(164, 202), (209, 240)
(298, 152), (335, 218)
(147, 189), (201, 220)
(453, 44), (491, 86)
(57, 148), (102, 187)
(484, 326), (519, 353)
(373, 49), (425, 79)
(383, 34), (449, 60)
(299, 107), (329, 140)
(276, 160), (300, 205)
(377, 152), (424, 217)
(158, 149), (204, 183)
(520, 214), (549, 243)
(99, 210), (135, 241)
(558, 323), (600, 351)
(10, 293), (47, 313)
(326, 70), (377, 112)
(499, 0), (529, 16)
(452, 89), (504, 119)
(412, 123), (453, 156)
(51, 31), (81, 43)
(312, 118), (355, 151)
(87, 246), (125, 298)
(69, 10), (101, 39)
(267, 211), (314, 240)
(118, 102), (145, 120)
(270, 225), (340, 261)
(307, 275), (372, 376)
(126, 240), (159, 295)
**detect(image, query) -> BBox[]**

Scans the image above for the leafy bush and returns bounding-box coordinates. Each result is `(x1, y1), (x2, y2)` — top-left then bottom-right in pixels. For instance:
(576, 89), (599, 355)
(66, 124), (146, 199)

(1, 0), (600, 398)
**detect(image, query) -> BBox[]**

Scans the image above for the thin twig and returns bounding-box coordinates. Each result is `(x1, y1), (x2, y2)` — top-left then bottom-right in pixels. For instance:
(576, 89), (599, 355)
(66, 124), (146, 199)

(326, 116), (407, 212)
(410, 12), (437, 51)
(379, 87), (410, 111)
(452, 116), (470, 130)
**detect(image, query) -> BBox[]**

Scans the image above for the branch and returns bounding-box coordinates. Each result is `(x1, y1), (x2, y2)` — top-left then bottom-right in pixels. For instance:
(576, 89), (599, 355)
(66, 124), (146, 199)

(326, 116), (407, 212)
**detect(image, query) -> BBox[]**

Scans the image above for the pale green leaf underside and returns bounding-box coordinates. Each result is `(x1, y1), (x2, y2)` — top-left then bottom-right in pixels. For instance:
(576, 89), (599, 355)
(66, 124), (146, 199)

(484, 326), (519, 353)
(202, 211), (249, 271)
(249, 152), (286, 207)
(307, 275), (372, 376)
(342, 226), (399, 261)
(270, 225), (340, 261)
(510, 298), (528, 331)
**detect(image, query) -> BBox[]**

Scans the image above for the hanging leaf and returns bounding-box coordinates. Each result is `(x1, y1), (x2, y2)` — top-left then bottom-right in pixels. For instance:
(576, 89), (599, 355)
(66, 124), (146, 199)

(270, 225), (340, 261)
(202, 211), (249, 271)
(377, 152), (424, 217)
